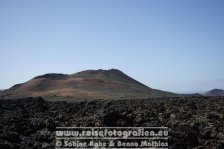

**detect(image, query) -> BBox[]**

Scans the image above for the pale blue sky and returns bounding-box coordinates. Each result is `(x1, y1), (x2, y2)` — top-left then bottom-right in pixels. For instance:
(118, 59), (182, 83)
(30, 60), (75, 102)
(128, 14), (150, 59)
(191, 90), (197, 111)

(0, 0), (224, 93)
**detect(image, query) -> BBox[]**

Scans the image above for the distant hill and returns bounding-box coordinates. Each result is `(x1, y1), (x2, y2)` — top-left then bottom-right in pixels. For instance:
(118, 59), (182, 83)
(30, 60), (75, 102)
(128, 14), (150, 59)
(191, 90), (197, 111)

(0, 69), (177, 100)
(204, 89), (224, 96)
(180, 93), (203, 97)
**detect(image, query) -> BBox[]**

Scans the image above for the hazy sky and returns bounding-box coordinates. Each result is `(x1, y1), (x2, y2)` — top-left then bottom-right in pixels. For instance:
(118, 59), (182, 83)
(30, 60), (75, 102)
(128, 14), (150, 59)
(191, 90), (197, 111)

(0, 0), (224, 93)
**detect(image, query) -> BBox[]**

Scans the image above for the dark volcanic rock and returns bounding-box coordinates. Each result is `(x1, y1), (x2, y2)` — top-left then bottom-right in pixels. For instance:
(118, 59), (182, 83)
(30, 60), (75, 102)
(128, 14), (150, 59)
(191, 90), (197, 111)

(45, 119), (57, 132)
(1, 131), (21, 143)
(34, 73), (68, 80)
(0, 96), (223, 148)
(0, 139), (13, 149)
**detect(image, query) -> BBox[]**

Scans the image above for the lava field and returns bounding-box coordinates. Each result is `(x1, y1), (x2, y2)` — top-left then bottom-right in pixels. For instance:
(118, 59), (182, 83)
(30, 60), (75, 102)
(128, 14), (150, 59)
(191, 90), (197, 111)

(0, 96), (223, 149)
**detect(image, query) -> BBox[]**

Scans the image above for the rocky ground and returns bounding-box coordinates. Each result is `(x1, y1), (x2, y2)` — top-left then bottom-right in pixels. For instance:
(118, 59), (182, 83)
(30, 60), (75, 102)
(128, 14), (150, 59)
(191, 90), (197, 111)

(0, 96), (223, 149)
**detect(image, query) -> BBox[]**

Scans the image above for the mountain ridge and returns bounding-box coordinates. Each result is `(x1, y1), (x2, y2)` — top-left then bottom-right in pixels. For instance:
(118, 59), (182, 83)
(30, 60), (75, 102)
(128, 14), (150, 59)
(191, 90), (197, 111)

(0, 69), (178, 100)
(204, 88), (224, 96)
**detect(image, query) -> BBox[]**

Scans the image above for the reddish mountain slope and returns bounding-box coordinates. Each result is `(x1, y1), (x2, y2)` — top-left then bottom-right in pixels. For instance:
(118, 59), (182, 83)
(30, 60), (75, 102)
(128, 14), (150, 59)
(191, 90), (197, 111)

(0, 69), (177, 100)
